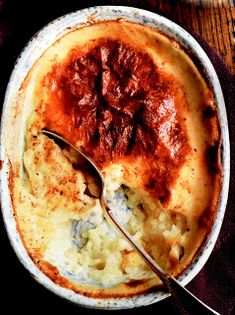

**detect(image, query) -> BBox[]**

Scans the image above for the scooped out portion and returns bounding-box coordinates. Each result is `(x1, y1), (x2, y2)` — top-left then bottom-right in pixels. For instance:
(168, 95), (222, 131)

(10, 20), (221, 297)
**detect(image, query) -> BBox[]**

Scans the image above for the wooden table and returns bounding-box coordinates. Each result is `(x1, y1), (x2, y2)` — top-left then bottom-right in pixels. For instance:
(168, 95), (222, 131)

(145, 0), (235, 74)
(0, 0), (234, 76)
(0, 1), (234, 314)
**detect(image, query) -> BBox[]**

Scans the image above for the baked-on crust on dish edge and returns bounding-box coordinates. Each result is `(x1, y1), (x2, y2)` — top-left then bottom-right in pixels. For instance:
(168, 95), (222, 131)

(6, 20), (221, 298)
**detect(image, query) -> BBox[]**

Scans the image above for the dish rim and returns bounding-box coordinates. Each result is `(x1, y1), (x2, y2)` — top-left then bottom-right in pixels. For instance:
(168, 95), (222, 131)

(0, 5), (230, 310)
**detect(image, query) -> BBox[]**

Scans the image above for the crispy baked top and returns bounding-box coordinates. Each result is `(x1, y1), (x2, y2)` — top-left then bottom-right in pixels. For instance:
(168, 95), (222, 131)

(43, 39), (191, 204)
(7, 20), (222, 298)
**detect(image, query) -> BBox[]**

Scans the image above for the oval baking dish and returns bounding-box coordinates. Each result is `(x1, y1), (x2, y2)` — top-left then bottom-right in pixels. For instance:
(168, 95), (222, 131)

(0, 6), (230, 310)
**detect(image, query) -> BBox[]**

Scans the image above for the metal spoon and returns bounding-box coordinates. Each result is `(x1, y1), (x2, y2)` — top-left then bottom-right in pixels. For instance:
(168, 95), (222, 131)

(41, 129), (220, 315)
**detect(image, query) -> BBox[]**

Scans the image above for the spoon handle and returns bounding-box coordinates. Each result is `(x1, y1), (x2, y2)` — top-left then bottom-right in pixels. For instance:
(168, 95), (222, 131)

(41, 129), (220, 314)
(168, 276), (220, 315)
(104, 207), (220, 315)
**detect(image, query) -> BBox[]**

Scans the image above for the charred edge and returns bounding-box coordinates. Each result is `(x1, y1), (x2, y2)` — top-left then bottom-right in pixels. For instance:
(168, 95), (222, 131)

(206, 141), (220, 174)
(8, 162), (16, 210)
(198, 206), (213, 229)
(203, 105), (217, 119)
(125, 279), (147, 287)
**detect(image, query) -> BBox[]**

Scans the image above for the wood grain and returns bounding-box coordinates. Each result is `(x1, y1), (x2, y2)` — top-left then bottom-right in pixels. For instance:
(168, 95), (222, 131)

(146, 0), (235, 73)
(0, 0), (234, 74)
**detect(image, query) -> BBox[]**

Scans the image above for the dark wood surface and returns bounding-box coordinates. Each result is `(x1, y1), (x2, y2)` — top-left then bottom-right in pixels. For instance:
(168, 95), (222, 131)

(0, 0), (234, 74)
(0, 1), (234, 314)
(146, 0), (235, 74)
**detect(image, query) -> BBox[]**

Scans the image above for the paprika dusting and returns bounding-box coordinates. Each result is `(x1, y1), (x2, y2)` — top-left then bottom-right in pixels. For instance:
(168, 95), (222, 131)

(43, 39), (191, 204)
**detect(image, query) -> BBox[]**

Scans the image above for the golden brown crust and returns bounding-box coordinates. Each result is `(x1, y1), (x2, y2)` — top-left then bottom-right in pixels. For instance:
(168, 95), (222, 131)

(42, 38), (191, 205)
(36, 259), (159, 298)
(6, 20), (222, 298)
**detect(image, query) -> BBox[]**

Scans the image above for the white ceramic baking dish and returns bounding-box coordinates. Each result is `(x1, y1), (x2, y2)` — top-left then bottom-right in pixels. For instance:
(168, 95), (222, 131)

(0, 6), (230, 310)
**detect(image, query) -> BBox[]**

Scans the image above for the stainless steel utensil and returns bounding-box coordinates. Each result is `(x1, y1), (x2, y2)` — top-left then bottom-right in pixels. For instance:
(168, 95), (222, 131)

(41, 129), (220, 315)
